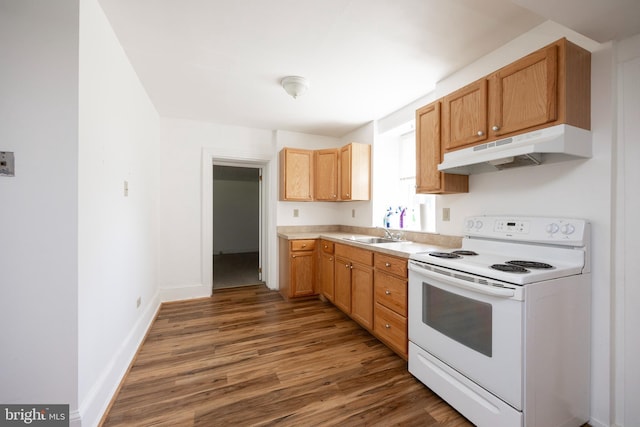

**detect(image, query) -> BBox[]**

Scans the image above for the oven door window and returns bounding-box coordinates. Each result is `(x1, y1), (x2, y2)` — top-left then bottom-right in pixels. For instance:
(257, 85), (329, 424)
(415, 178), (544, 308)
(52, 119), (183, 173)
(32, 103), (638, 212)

(423, 282), (492, 357)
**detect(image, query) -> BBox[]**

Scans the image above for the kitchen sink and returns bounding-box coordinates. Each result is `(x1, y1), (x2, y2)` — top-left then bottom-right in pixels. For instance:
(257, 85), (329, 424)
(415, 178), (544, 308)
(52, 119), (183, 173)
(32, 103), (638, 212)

(342, 237), (400, 244)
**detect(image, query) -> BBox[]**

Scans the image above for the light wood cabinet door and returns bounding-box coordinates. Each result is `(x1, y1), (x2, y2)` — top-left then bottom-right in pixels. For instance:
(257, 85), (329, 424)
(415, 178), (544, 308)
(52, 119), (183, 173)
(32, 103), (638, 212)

(334, 256), (352, 313)
(488, 43), (558, 138)
(416, 101), (468, 194)
(442, 79), (488, 152)
(339, 143), (371, 201)
(290, 250), (315, 297)
(315, 149), (339, 201)
(279, 148), (313, 201)
(320, 252), (335, 302)
(350, 263), (374, 330)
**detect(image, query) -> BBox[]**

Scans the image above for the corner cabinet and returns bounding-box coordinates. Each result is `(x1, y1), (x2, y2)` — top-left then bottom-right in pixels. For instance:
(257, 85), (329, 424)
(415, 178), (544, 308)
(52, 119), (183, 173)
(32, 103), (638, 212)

(441, 37), (590, 154)
(416, 101), (469, 194)
(279, 148), (314, 201)
(319, 240), (335, 301)
(279, 143), (371, 202)
(339, 143), (371, 201)
(278, 238), (317, 299)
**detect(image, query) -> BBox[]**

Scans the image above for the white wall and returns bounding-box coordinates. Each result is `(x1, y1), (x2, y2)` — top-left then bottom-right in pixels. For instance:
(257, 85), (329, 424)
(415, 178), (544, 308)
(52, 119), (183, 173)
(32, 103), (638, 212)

(77, 0), (162, 424)
(614, 34), (640, 427)
(159, 118), (275, 294)
(0, 0), (80, 416)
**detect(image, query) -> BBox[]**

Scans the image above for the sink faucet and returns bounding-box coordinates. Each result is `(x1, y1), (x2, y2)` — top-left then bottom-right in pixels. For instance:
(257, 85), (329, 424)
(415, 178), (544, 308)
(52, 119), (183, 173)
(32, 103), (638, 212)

(381, 228), (403, 241)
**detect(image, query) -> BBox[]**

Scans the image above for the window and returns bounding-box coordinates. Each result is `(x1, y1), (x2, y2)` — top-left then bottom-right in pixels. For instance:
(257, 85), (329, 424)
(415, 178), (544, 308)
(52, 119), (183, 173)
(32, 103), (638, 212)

(374, 122), (435, 232)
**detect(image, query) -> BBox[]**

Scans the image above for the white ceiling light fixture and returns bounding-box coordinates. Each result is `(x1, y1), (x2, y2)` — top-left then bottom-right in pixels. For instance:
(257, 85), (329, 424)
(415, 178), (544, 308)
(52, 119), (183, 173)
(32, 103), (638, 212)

(281, 76), (309, 99)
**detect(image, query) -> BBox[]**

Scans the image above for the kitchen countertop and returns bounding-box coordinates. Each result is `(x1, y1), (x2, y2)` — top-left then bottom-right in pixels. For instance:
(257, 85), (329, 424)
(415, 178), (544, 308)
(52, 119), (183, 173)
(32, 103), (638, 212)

(277, 231), (457, 258)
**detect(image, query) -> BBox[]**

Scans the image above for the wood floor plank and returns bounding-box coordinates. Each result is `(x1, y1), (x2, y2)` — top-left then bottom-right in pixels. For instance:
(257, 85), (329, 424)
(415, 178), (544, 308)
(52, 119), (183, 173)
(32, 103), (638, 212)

(101, 285), (472, 427)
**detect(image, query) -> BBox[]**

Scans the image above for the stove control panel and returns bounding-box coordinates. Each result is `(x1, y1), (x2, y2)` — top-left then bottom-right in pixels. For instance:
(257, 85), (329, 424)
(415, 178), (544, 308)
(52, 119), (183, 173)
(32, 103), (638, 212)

(463, 215), (589, 245)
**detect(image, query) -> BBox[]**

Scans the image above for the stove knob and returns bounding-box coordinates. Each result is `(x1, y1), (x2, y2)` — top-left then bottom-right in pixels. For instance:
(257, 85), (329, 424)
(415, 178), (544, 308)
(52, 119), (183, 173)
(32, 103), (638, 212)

(466, 219), (475, 229)
(474, 220), (483, 230)
(561, 223), (576, 235)
(546, 223), (560, 234)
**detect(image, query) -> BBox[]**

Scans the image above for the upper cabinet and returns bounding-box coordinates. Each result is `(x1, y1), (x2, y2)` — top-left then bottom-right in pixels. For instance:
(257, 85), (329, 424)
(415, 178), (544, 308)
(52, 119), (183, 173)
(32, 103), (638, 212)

(442, 79), (488, 152)
(416, 101), (469, 194)
(279, 148), (314, 201)
(339, 142), (371, 201)
(441, 38), (590, 154)
(315, 148), (339, 201)
(280, 142), (371, 202)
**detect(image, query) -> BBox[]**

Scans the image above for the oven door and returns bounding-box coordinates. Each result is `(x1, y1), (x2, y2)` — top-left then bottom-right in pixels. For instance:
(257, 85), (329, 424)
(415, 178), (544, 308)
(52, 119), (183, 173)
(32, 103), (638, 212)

(408, 260), (524, 410)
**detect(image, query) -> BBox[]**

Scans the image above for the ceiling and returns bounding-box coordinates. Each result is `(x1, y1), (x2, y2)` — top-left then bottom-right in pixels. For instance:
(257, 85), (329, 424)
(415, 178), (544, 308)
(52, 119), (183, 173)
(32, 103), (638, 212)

(98, 0), (640, 138)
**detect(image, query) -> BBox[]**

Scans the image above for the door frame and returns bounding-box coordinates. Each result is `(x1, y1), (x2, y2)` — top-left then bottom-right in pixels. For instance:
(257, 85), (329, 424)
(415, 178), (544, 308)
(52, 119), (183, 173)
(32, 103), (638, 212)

(201, 150), (269, 294)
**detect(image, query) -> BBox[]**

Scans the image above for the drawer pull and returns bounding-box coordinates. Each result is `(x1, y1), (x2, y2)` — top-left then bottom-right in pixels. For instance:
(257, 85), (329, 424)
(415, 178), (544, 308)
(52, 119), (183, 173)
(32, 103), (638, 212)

(385, 290), (391, 295)
(385, 262), (391, 267)
(302, 244), (306, 248)
(385, 324), (391, 329)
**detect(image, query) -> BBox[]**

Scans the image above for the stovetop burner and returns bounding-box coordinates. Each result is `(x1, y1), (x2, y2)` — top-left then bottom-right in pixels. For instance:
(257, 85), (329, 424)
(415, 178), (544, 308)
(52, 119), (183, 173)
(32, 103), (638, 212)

(451, 250), (478, 256)
(491, 264), (530, 273)
(507, 260), (554, 269)
(428, 251), (461, 259)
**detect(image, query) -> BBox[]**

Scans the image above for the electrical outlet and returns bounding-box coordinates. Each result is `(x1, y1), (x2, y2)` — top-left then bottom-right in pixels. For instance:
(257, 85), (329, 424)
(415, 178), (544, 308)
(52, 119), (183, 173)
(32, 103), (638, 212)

(136, 297), (141, 308)
(442, 207), (451, 222)
(352, 209), (356, 218)
(124, 180), (129, 197)
(0, 151), (15, 177)
(293, 209), (299, 217)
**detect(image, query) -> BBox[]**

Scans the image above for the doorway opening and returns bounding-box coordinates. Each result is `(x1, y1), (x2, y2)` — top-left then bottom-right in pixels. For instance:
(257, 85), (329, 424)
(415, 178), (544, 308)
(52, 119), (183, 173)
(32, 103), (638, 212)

(212, 164), (264, 289)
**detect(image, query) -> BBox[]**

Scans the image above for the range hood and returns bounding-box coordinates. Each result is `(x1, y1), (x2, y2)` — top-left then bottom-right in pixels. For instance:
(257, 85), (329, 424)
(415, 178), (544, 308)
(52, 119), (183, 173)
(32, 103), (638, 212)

(438, 124), (592, 175)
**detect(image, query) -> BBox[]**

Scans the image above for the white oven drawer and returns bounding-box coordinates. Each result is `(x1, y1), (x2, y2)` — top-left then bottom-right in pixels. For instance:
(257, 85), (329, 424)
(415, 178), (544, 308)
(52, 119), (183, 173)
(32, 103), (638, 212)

(409, 342), (522, 427)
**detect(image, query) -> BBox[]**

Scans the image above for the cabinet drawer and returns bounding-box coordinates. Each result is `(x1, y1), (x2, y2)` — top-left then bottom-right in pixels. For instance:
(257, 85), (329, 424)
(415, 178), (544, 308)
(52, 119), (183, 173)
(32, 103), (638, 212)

(374, 253), (407, 277)
(374, 302), (407, 358)
(374, 273), (407, 316)
(335, 244), (373, 266)
(291, 239), (316, 251)
(320, 239), (334, 254)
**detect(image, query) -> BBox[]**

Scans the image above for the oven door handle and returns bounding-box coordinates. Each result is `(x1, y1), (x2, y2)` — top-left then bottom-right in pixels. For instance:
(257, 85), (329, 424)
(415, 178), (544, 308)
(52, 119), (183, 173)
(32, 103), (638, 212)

(409, 262), (516, 298)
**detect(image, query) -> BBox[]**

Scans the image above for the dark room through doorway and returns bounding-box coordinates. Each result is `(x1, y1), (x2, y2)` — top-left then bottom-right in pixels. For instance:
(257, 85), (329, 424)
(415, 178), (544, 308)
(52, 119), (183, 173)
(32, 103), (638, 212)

(212, 165), (263, 289)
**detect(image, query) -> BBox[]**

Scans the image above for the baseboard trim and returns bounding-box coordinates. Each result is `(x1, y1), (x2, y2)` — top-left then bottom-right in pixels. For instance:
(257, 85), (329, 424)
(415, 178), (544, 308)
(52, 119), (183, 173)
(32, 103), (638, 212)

(160, 283), (211, 302)
(77, 290), (161, 427)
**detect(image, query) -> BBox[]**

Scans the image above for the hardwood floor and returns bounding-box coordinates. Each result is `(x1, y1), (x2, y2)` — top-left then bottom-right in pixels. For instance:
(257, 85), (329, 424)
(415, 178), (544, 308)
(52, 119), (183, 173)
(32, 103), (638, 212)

(101, 285), (472, 427)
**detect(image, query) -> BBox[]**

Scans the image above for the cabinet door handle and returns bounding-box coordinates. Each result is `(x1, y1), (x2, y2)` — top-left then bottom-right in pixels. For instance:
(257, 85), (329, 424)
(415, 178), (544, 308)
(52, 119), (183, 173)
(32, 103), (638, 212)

(345, 264), (350, 268)
(477, 130), (484, 137)
(385, 324), (391, 329)
(329, 257), (333, 261)
(492, 125), (500, 131)
(385, 262), (391, 267)
(385, 290), (391, 295)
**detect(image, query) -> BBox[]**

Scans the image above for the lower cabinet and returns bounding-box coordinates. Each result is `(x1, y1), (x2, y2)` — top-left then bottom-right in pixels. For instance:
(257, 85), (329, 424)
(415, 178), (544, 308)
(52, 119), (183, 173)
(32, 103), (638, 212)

(281, 239), (409, 359)
(319, 240), (335, 302)
(334, 244), (374, 330)
(278, 238), (317, 299)
(373, 252), (409, 359)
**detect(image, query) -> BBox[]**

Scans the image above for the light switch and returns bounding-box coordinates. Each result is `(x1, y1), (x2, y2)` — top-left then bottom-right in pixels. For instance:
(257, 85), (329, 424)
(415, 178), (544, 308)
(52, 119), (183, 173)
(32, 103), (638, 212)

(442, 207), (450, 222)
(0, 152), (15, 176)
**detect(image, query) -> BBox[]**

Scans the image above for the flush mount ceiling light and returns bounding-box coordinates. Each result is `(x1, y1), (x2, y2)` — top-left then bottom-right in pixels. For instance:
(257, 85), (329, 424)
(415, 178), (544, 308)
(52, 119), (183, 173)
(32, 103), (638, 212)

(281, 76), (309, 99)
